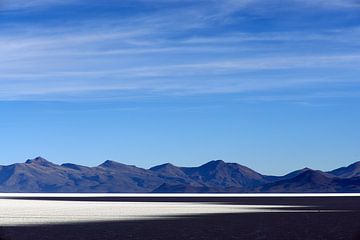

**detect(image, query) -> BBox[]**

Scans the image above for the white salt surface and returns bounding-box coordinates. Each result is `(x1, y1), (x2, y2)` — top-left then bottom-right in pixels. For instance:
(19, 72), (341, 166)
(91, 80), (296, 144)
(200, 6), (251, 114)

(0, 199), (316, 226)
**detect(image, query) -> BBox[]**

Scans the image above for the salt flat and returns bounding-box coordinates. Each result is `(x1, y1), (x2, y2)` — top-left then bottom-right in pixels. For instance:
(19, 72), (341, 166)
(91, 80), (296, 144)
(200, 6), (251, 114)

(0, 195), (358, 240)
(0, 199), (314, 226)
(0, 193), (357, 226)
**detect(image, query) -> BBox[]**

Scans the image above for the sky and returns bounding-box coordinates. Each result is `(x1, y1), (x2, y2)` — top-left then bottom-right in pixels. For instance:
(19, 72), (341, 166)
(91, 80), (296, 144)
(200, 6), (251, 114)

(0, 0), (360, 175)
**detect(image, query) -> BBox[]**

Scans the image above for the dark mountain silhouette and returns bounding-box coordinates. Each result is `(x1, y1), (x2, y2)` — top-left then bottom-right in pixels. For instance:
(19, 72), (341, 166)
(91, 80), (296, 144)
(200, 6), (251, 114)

(0, 157), (162, 193)
(0, 157), (359, 193)
(152, 183), (216, 193)
(278, 167), (312, 180)
(180, 160), (267, 190)
(259, 169), (360, 193)
(262, 167), (312, 182)
(259, 169), (335, 192)
(328, 161), (360, 178)
(149, 163), (202, 188)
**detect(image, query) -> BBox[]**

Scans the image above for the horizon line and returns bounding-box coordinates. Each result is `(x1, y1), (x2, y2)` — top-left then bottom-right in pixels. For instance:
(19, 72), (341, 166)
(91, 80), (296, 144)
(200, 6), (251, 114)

(1, 193), (360, 198)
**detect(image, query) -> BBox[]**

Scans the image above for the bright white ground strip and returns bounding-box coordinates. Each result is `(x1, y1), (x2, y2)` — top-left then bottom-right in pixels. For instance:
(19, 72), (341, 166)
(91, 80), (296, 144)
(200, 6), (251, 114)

(0, 199), (336, 226)
(0, 193), (359, 198)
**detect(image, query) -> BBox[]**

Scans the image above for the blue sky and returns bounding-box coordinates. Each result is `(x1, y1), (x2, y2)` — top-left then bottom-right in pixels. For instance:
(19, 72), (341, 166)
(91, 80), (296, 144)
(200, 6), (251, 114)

(0, 0), (360, 175)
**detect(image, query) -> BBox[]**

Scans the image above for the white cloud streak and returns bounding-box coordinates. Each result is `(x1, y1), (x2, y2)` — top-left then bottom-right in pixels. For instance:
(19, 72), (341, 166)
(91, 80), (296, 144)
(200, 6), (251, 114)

(300, 0), (360, 8)
(0, 0), (359, 101)
(0, 0), (78, 10)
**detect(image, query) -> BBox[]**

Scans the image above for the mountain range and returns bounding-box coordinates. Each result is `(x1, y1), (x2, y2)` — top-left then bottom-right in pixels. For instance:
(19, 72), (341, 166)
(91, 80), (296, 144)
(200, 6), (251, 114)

(0, 157), (359, 193)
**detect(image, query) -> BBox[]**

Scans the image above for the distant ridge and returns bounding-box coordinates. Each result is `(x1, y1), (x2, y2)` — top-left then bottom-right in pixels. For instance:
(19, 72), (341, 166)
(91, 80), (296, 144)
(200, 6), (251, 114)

(327, 161), (360, 178)
(0, 157), (359, 193)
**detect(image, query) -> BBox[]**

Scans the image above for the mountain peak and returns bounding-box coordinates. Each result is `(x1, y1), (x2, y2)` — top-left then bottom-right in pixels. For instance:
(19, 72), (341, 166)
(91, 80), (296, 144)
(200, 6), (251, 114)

(328, 161), (360, 178)
(98, 160), (136, 169)
(348, 161), (360, 168)
(301, 167), (312, 171)
(61, 163), (86, 171)
(294, 169), (331, 182)
(99, 160), (120, 167)
(25, 157), (54, 167)
(149, 163), (188, 177)
(150, 163), (176, 171)
(202, 160), (226, 168)
(210, 159), (225, 164)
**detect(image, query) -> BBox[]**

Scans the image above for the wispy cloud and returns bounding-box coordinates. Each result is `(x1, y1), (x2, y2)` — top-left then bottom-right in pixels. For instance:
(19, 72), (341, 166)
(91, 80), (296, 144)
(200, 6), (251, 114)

(0, 0), (79, 10)
(299, 0), (360, 8)
(0, 0), (359, 101)
(1, 0), (359, 12)
(235, 90), (360, 108)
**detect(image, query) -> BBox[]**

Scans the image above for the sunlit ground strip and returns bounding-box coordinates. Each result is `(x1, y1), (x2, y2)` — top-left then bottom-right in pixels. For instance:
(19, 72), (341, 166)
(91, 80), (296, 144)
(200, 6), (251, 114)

(0, 193), (360, 198)
(0, 200), (343, 226)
